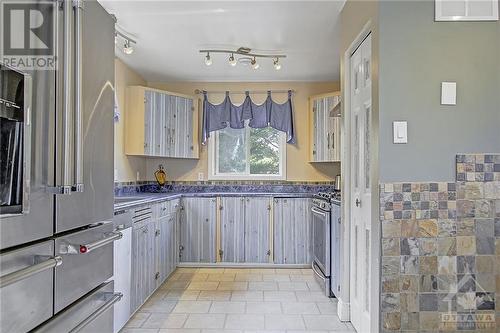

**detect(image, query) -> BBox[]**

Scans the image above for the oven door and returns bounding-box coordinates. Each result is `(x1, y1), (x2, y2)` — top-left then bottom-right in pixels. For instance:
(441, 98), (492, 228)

(311, 205), (331, 277)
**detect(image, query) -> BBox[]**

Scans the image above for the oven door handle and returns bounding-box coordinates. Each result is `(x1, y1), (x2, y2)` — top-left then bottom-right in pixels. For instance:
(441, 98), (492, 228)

(311, 261), (326, 283)
(69, 292), (123, 333)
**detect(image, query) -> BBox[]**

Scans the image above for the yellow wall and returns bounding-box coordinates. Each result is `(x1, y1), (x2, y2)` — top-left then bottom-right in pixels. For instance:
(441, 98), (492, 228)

(113, 59), (341, 182)
(114, 58), (148, 182)
(145, 82), (341, 182)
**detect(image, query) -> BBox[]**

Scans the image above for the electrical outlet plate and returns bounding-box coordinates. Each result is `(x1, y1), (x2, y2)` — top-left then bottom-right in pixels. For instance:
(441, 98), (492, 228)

(198, 172), (204, 181)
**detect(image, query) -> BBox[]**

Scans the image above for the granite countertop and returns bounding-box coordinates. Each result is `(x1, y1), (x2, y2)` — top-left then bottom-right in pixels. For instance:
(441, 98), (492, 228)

(114, 192), (315, 210)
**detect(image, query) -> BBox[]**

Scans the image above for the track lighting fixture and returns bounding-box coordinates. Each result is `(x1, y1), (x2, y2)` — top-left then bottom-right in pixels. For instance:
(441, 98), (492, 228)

(115, 30), (136, 55)
(199, 47), (285, 70)
(273, 58), (281, 71)
(205, 52), (212, 66)
(229, 53), (237, 67)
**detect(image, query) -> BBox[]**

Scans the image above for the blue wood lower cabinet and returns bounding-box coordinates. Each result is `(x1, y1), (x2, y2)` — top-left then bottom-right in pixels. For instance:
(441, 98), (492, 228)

(220, 197), (246, 262)
(273, 198), (313, 264)
(179, 197), (217, 263)
(244, 197), (271, 263)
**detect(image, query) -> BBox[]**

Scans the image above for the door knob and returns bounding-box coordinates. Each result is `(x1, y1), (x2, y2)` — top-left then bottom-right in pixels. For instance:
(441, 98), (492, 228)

(355, 199), (361, 207)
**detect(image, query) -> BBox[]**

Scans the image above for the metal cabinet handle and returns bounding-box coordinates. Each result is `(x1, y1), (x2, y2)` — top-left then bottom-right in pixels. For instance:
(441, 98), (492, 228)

(69, 292), (123, 333)
(331, 132), (334, 150)
(327, 133), (330, 149)
(65, 231), (122, 255)
(0, 256), (62, 289)
(72, 0), (84, 193)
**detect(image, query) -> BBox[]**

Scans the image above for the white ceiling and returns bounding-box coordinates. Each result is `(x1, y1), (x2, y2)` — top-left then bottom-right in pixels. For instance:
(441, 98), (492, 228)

(99, 1), (345, 82)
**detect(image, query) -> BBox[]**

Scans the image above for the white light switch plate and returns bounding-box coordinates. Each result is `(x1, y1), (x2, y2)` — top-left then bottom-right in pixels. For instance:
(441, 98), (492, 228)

(393, 121), (408, 144)
(441, 82), (456, 105)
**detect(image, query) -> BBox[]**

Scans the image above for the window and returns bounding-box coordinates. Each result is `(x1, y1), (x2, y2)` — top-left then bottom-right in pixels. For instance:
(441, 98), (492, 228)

(208, 124), (286, 180)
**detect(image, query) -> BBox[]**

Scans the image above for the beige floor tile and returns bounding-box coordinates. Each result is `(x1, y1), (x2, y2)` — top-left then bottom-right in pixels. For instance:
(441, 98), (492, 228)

(198, 268), (226, 274)
(316, 301), (338, 314)
(273, 269), (303, 275)
(125, 312), (151, 328)
(207, 274), (235, 282)
(163, 281), (191, 290)
(263, 291), (297, 301)
(245, 302), (282, 314)
(243, 331), (284, 333)
(202, 330), (241, 333)
(217, 282), (248, 291)
(164, 290), (200, 301)
(289, 274), (317, 282)
(172, 301), (212, 314)
(224, 268), (248, 274)
(158, 330), (200, 333)
(121, 329), (160, 333)
(301, 269), (313, 275)
(197, 290), (232, 301)
(282, 301), (320, 314)
(307, 281), (323, 291)
(175, 273), (209, 282)
(250, 268), (276, 275)
(142, 313), (188, 329)
(234, 274), (263, 282)
(141, 299), (178, 313)
(209, 301), (246, 314)
(261, 275), (290, 282)
(277, 282), (309, 291)
(187, 282), (220, 291)
(303, 315), (347, 331)
(175, 268), (199, 273)
(231, 291), (263, 301)
(225, 314), (265, 330)
(248, 282), (278, 291)
(264, 314), (305, 330)
(183, 314), (226, 329)
(295, 291), (331, 302)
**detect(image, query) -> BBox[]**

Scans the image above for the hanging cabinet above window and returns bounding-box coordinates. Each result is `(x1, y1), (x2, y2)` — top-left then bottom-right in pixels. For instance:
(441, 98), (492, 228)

(125, 86), (199, 159)
(309, 92), (341, 163)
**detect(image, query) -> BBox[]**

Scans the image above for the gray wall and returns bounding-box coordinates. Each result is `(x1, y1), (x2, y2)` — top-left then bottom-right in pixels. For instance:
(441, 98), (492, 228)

(378, 0), (500, 182)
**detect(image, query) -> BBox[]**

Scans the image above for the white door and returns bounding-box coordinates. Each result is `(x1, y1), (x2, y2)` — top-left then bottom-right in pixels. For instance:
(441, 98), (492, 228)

(349, 33), (372, 333)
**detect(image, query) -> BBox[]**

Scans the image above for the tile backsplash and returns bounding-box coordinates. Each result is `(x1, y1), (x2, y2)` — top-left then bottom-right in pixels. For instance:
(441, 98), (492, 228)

(380, 154), (500, 332)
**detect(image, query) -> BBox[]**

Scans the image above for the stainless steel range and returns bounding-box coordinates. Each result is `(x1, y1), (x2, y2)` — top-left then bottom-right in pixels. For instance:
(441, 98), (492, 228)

(0, 1), (120, 332)
(311, 191), (341, 297)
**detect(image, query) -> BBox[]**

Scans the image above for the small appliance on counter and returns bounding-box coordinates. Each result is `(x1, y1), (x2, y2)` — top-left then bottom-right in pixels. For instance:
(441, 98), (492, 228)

(311, 190), (341, 297)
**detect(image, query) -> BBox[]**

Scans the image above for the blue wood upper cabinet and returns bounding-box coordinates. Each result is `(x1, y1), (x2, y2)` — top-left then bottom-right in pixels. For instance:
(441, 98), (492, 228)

(125, 86), (199, 159)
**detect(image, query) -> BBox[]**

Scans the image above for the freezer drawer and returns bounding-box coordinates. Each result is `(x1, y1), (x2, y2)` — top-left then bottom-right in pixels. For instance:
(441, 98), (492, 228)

(55, 222), (121, 313)
(34, 280), (122, 333)
(0, 240), (59, 333)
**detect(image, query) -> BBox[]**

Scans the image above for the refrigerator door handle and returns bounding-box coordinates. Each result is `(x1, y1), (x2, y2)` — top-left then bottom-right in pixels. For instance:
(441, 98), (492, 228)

(62, 231), (123, 255)
(0, 256), (62, 289)
(69, 292), (123, 333)
(72, 0), (84, 193)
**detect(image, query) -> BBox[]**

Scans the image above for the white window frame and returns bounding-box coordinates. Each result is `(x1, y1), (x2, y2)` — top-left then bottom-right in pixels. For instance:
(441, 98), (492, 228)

(435, 0), (499, 21)
(208, 127), (287, 180)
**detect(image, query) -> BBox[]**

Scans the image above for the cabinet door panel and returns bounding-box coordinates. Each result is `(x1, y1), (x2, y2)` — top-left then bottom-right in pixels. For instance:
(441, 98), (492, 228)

(186, 99), (194, 158)
(273, 198), (313, 264)
(220, 197), (245, 262)
(131, 220), (155, 312)
(244, 197), (270, 263)
(144, 91), (154, 155)
(153, 93), (164, 156)
(180, 198), (216, 262)
(174, 97), (187, 158)
(156, 215), (169, 284)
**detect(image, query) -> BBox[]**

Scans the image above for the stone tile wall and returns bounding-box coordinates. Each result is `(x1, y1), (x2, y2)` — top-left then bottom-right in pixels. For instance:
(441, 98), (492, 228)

(380, 154), (500, 332)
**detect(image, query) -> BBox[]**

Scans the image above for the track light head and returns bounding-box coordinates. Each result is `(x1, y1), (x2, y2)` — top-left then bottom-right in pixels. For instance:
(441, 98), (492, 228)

(123, 40), (134, 55)
(205, 52), (212, 66)
(251, 57), (259, 70)
(273, 58), (281, 70)
(229, 53), (237, 67)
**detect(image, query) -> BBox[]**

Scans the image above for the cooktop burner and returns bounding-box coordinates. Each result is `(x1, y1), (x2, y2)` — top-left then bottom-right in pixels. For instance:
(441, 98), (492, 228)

(314, 191), (341, 201)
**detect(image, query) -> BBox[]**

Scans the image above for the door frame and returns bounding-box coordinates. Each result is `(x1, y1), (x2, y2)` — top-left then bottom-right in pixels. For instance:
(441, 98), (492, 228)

(339, 21), (380, 332)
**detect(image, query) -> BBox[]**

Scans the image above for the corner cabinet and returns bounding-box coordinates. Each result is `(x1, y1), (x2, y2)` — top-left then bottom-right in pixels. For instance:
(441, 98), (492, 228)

(125, 86), (199, 159)
(309, 92), (341, 162)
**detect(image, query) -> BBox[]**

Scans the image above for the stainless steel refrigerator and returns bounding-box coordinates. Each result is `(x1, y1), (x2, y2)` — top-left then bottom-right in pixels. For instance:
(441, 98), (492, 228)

(0, 0), (121, 332)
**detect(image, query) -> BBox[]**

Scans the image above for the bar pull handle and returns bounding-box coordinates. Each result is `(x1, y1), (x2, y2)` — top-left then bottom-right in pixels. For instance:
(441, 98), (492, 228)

(72, 0), (84, 192)
(327, 133), (330, 149)
(69, 292), (123, 333)
(64, 231), (122, 255)
(0, 256), (62, 289)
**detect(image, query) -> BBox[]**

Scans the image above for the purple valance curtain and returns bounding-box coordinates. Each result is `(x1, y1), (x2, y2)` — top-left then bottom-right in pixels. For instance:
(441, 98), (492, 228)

(201, 90), (295, 145)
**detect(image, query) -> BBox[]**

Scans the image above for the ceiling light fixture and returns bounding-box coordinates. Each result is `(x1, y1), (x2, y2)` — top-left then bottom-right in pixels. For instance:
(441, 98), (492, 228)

(251, 57), (259, 70)
(229, 53), (237, 67)
(205, 52), (212, 66)
(115, 30), (137, 55)
(273, 58), (282, 71)
(199, 47), (286, 70)
(123, 39), (134, 55)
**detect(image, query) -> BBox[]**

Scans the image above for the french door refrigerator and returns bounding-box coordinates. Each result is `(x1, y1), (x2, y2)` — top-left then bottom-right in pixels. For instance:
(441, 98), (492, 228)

(0, 0), (121, 332)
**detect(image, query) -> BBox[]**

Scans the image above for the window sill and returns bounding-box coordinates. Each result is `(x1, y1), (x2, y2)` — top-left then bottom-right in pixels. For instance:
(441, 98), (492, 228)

(208, 174), (286, 181)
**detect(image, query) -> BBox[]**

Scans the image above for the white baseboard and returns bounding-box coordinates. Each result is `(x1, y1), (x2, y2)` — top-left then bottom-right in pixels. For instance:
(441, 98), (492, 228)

(337, 298), (350, 322)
